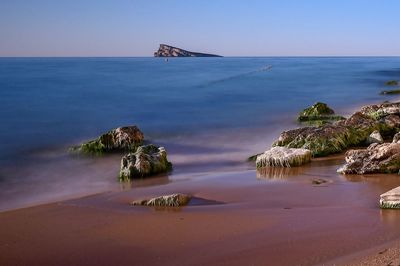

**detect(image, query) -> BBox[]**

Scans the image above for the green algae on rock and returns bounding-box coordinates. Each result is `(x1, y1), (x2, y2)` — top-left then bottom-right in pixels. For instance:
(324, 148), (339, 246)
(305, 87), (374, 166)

(131, 193), (191, 207)
(380, 187), (400, 209)
(385, 80), (399, 86)
(298, 102), (344, 123)
(119, 144), (172, 180)
(273, 102), (400, 157)
(380, 89), (400, 95)
(256, 147), (311, 168)
(71, 126), (144, 155)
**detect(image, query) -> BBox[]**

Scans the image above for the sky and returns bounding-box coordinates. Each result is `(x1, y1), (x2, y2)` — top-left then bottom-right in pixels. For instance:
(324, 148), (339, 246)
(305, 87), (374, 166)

(0, 0), (399, 56)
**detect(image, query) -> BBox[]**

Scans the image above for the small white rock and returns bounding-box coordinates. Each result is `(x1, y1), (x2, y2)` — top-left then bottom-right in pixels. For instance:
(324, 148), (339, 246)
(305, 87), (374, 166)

(256, 147), (311, 168)
(380, 186), (400, 209)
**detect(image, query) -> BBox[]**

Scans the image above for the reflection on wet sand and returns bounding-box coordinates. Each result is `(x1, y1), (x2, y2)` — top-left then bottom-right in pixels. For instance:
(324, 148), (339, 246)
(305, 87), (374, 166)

(119, 174), (171, 189)
(380, 209), (400, 224)
(256, 166), (305, 179)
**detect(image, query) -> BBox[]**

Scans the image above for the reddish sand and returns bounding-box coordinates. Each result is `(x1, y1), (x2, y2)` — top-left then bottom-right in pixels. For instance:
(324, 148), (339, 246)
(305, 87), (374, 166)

(1, 155), (400, 265)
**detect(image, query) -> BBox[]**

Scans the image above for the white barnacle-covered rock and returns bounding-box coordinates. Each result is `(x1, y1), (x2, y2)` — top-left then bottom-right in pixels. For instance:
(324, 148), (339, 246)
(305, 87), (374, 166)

(366, 130), (383, 145)
(380, 186), (400, 209)
(131, 194), (191, 207)
(256, 147), (312, 168)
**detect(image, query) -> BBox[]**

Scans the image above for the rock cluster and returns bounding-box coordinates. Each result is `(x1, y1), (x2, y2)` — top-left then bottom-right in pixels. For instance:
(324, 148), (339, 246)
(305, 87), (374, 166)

(71, 126), (172, 180)
(154, 44), (221, 57)
(273, 102), (400, 157)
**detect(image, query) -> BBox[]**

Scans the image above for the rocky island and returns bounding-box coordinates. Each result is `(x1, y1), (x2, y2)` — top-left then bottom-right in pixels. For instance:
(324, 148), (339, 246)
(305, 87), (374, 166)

(154, 44), (222, 57)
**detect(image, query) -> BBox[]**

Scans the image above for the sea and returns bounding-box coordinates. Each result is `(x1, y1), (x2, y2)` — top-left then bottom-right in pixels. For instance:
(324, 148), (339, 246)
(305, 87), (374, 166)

(0, 57), (399, 211)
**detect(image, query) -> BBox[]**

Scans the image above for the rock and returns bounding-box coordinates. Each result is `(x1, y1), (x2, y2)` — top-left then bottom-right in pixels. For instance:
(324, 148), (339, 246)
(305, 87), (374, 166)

(273, 102), (400, 157)
(380, 89), (400, 95)
(154, 44), (222, 57)
(393, 132), (400, 143)
(385, 80), (399, 86)
(311, 178), (328, 185)
(360, 102), (400, 120)
(273, 123), (360, 157)
(337, 142), (400, 174)
(366, 130), (383, 144)
(119, 144), (172, 180)
(256, 147), (311, 168)
(380, 186), (400, 209)
(298, 102), (344, 123)
(131, 193), (191, 207)
(72, 126), (144, 154)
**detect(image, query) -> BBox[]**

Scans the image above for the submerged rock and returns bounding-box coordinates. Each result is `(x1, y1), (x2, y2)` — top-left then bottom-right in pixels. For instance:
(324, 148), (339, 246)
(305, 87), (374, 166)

(366, 130), (383, 145)
(380, 187), (400, 209)
(297, 102), (344, 123)
(256, 147), (311, 168)
(72, 126), (144, 154)
(385, 80), (399, 86)
(380, 89), (400, 95)
(337, 142), (400, 174)
(311, 178), (328, 185)
(119, 144), (172, 180)
(131, 193), (191, 207)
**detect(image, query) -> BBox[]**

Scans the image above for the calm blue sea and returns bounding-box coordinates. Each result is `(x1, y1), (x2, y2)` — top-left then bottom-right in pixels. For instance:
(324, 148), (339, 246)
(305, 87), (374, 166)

(0, 57), (399, 210)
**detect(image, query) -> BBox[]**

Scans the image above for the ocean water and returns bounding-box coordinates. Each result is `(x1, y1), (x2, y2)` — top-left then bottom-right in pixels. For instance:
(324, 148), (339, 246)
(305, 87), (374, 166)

(0, 57), (399, 211)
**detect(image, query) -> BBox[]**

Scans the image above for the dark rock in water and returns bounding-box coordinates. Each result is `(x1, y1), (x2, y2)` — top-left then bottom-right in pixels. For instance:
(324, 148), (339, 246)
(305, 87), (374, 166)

(297, 102), (345, 124)
(119, 144), (172, 180)
(380, 89), (400, 95)
(385, 80), (399, 86)
(380, 187), (400, 209)
(337, 142), (400, 174)
(131, 193), (191, 207)
(312, 178), (328, 185)
(273, 102), (400, 157)
(154, 44), (222, 57)
(71, 126), (144, 155)
(256, 147), (311, 168)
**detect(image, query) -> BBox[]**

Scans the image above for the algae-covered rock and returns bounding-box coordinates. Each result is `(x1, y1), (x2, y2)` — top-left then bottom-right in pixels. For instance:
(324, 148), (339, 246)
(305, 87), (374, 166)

(380, 89), (400, 95)
(298, 102), (345, 123)
(385, 80), (399, 86)
(119, 144), (172, 180)
(274, 102), (400, 157)
(72, 126), (144, 154)
(272, 121), (367, 157)
(366, 130), (383, 145)
(337, 142), (400, 174)
(380, 187), (400, 209)
(131, 193), (191, 207)
(256, 147), (311, 168)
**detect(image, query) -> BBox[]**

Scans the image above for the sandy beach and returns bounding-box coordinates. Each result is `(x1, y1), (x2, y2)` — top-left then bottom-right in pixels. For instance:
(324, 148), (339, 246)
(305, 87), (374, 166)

(2, 154), (400, 266)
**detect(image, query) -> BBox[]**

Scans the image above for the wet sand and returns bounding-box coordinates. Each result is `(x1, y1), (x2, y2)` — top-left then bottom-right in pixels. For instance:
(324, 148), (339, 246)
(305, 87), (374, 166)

(2, 155), (400, 265)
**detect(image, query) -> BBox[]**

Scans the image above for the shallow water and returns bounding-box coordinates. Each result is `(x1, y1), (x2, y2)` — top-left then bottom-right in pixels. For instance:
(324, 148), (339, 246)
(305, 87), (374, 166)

(0, 57), (400, 211)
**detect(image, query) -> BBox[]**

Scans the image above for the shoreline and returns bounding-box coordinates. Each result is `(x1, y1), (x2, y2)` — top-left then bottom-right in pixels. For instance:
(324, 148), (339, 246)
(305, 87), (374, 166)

(2, 153), (400, 265)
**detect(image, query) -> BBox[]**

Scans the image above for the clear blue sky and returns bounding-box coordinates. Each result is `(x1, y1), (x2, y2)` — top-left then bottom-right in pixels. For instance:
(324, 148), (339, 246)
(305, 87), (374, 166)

(1, 0), (399, 56)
